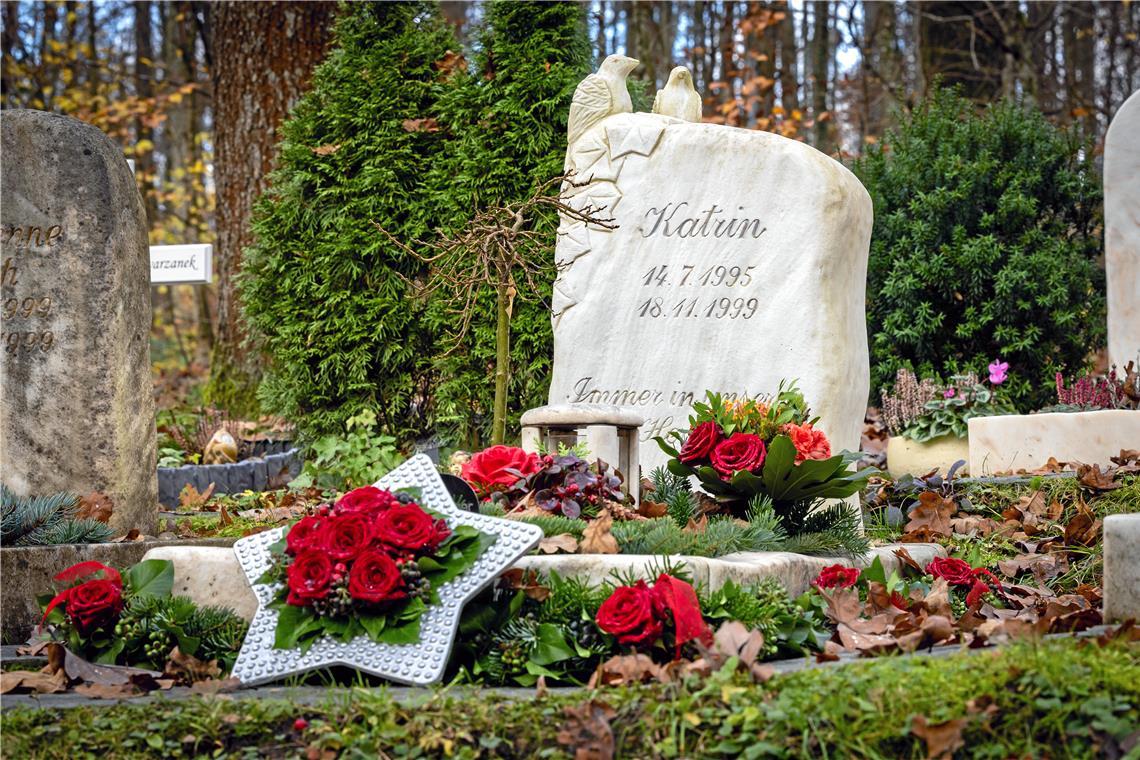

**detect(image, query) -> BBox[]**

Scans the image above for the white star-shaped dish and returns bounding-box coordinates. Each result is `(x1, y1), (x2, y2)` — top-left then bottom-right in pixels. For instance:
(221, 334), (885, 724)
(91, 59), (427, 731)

(230, 454), (543, 686)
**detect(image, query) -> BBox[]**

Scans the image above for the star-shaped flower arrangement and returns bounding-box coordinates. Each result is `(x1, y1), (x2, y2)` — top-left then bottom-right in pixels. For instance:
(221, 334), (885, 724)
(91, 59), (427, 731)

(230, 454), (542, 686)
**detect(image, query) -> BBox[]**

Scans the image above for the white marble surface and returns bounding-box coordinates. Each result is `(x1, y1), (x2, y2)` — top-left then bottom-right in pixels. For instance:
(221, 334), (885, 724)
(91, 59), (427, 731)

(886, 434), (970, 478)
(141, 545), (258, 621)
(968, 410), (1140, 475)
(1104, 514), (1140, 623)
(1105, 89), (1140, 369)
(550, 112), (873, 472)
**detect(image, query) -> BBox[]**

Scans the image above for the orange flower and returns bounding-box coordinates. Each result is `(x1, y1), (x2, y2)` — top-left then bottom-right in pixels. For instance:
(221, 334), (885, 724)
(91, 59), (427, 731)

(783, 422), (831, 464)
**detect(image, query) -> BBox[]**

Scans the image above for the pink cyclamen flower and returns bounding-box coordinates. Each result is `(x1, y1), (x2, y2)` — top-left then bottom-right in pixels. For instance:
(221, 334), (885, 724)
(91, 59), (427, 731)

(943, 388), (956, 399)
(988, 360), (1009, 385)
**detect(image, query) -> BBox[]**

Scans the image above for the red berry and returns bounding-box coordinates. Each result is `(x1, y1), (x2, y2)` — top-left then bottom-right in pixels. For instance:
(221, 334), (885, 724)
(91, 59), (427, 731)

(293, 718), (309, 732)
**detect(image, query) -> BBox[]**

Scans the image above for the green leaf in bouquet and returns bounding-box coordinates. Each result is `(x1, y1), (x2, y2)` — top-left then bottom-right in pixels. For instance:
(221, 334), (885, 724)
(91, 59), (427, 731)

(666, 458), (695, 478)
(376, 615), (421, 645)
(530, 623), (576, 666)
(417, 556), (445, 572)
(862, 556), (886, 585)
(654, 436), (682, 460)
(359, 612), (387, 641)
(126, 559), (174, 600)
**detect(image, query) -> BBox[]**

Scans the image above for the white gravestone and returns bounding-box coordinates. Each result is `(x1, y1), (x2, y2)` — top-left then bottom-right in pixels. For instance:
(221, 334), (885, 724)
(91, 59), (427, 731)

(1105, 89), (1140, 369)
(549, 111), (873, 471)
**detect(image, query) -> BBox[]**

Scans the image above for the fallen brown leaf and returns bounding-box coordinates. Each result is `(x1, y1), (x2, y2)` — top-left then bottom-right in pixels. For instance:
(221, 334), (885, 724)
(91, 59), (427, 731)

(1077, 463), (1121, 491)
(637, 499), (669, 519)
(922, 578), (954, 620)
(911, 714), (968, 760)
(817, 586), (862, 626)
(580, 510), (619, 554)
(903, 491), (955, 537)
(189, 676), (242, 695)
(0, 669), (67, 695)
(164, 647), (222, 685)
(499, 568), (552, 602)
(178, 482), (215, 511)
(537, 533), (579, 554)
(1064, 500), (1101, 546)
(997, 552), (1068, 581)
(557, 700), (616, 760)
(588, 654), (665, 688)
(76, 492), (114, 523)
(696, 621), (773, 682)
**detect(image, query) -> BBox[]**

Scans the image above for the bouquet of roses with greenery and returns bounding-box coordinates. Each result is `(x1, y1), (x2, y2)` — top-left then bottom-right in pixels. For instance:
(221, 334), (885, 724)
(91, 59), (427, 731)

(595, 572), (711, 658)
(38, 559), (247, 670)
(260, 486), (495, 652)
(656, 382), (874, 510)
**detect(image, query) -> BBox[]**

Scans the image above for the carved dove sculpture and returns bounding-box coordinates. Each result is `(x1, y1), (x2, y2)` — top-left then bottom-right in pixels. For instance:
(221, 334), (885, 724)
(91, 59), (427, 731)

(567, 54), (640, 155)
(653, 66), (702, 123)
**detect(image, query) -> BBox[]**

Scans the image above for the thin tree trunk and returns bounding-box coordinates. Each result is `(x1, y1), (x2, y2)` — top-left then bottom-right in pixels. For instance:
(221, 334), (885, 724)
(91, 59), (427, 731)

(206, 1), (334, 413)
(811, 0), (830, 151)
(134, 0), (157, 224)
(777, 0), (798, 116)
(492, 276), (511, 446)
(39, 0), (57, 108)
(1, 1), (19, 101)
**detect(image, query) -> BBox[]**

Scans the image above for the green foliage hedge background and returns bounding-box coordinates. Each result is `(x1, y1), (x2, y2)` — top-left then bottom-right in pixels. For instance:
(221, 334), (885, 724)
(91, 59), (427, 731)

(240, 1), (589, 447)
(853, 88), (1105, 410)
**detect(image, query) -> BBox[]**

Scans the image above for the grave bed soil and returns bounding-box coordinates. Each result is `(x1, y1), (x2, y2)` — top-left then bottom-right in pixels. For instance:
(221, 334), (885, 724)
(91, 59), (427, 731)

(157, 442), (302, 507)
(0, 538), (237, 644)
(1, 635), (1134, 758)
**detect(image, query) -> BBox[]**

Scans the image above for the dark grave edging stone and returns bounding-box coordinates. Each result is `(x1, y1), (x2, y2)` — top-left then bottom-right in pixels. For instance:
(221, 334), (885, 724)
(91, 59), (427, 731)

(157, 444), (303, 507)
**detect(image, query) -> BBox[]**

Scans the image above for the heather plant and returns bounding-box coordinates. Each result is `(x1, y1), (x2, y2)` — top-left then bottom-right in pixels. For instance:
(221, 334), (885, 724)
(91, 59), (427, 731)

(853, 88), (1104, 410)
(1045, 362), (1139, 412)
(881, 365), (1016, 441)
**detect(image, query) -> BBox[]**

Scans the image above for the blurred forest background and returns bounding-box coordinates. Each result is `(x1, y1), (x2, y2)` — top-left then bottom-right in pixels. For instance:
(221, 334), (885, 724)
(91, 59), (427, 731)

(1, 0), (1137, 416)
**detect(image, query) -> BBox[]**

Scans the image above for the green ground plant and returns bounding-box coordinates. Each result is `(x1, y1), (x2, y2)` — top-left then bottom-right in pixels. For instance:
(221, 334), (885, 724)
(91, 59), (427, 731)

(3, 637), (1135, 758)
(852, 88), (1104, 411)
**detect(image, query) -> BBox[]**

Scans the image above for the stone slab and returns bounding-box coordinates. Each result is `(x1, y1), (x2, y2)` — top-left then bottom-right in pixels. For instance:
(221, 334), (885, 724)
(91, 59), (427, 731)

(141, 546), (259, 621)
(0, 538), (236, 644)
(1, 110), (157, 534)
(1105, 89), (1140, 368)
(968, 410), (1140, 475)
(1103, 514), (1140, 624)
(520, 404), (644, 427)
(549, 112), (873, 472)
(886, 434), (969, 478)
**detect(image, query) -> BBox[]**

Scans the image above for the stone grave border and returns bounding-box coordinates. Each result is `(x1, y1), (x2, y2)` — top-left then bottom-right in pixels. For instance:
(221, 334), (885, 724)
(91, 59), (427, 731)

(157, 441), (303, 507)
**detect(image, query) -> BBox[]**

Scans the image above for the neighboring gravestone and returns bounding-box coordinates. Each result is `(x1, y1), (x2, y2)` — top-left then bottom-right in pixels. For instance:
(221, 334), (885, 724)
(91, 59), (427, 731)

(549, 111), (873, 471)
(1, 110), (157, 533)
(1105, 89), (1140, 369)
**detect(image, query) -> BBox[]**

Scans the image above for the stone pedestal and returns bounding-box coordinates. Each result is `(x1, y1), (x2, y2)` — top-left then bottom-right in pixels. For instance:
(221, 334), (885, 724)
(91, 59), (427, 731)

(1103, 514), (1140, 623)
(968, 410), (1140, 475)
(1, 110), (157, 533)
(520, 404), (643, 501)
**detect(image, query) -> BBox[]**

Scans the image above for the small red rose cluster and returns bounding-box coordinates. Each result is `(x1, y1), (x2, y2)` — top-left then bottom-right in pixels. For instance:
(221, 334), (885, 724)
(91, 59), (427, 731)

(460, 445), (541, 498)
(595, 573), (710, 656)
(282, 486), (451, 614)
(679, 419), (831, 481)
(812, 564), (861, 589)
(927, 557), (1001, 607)
(41, 561), (124, 635)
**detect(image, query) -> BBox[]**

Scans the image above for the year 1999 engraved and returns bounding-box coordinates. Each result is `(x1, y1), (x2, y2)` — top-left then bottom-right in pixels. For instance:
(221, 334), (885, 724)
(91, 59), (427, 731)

(637, 295), (759, 320)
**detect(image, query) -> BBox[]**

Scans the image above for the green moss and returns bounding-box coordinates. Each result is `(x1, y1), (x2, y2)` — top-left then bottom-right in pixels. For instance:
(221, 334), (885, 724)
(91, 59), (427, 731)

(3, 637), (1135, 758)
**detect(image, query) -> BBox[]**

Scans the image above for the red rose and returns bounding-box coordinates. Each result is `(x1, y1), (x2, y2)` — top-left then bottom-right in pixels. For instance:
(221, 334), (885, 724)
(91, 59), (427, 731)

(782, 423), (832, 465)
(374, 503), (441, 552)
(286, 515), (324, 555)
(320, 512), (373, 561)
(41, 561), (123, 635)
(335, 486), (394, 517)
(348, 550), (407, 605)
(966, 579), (991, 608)
(813, 564), (860, 589)
(461, 445), (540, 496)
(286, 549), (334, 606)
(679, 421), (722, 463)
(596, 581), (663, 646)
(65, 579), (124, 633)
(926, 557), (977, 586)
(710, 433), (767, 479)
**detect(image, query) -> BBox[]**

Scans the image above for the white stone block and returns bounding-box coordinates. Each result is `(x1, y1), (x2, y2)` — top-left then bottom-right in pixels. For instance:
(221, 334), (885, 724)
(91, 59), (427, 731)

(1104, 514), (1140, 623)
(968, 410), (1140, 475)
(141, 546), (258, 621)
(1105, 89), (1140, 369)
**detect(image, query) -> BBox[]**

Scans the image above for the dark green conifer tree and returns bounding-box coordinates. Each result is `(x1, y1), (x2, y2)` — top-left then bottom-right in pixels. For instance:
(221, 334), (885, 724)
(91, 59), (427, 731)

(239, 3), (461, 441)
(426, 1), (591, 447)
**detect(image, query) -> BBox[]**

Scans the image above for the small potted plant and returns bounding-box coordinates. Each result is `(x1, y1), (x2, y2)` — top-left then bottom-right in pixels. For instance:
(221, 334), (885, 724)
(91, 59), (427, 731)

(880, 363), (1015, 478)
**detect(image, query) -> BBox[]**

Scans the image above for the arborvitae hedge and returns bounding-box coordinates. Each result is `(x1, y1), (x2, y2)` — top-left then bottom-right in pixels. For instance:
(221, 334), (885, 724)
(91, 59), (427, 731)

(852, 89), (1104, 410)
(427, 1), (591, 447)
(239, 3), (460, 442)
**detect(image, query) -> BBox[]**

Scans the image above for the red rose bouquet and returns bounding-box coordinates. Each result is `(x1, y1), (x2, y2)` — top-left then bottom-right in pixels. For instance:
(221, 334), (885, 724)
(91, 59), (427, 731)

(656, 383), (874, 512)
(926, 557), (1003, 608)
(595, 573), (710, 657)
(259, 486), (495, 652)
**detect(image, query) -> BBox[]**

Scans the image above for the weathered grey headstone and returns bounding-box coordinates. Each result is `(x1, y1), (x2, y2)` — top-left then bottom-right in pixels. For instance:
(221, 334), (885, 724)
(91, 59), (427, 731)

(1105, 89), (1140, 369)
(1, 110), (157, 533)
(549, 110), (873, 471)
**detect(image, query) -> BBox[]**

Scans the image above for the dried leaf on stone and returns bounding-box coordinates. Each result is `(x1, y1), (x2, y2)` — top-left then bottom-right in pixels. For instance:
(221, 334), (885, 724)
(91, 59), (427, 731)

(164, 647), (222, 685)
(537, 533), (579, 554)
(911, 714), (968, 760)
(72, 673), (174, 699)
(189, 676), (242, 695)
(949, 514), (1001, 537)
(892, 547), (927, 578)
(836, 624), (897, 655)
(178, 482), (215, 511)
(76, 492), (114, 523)
(0, 668), (67, 694)
(997, 552), (1068, 581)
(112, 528), (144, 542)
(817, 586), (862, 626)
(53, 643), (161, 685)
(580, 510), (619, 554)
(903, 491), (955, 537)
(588, 654), (665, 688)
(1077, 463), (1121, 491)
(557, 699), (616, 760)
(1031, 457), (1067, 474)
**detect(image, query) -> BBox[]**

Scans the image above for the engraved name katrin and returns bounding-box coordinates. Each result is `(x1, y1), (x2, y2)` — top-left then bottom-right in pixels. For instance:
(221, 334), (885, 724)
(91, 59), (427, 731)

(640, 203), (767, 240)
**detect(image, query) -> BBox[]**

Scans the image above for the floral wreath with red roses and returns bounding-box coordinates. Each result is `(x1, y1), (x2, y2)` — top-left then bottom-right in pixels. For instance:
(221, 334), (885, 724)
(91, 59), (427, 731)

(656, 383), (875, 515)
(259, 486), (495, 651)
